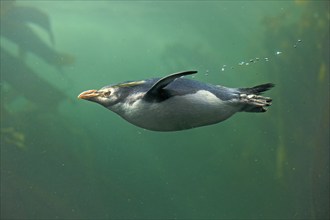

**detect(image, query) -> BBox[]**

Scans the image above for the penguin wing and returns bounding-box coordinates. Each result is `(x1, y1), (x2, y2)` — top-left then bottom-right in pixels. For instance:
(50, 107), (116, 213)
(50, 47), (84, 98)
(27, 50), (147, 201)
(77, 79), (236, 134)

(144, 70), (197, 101)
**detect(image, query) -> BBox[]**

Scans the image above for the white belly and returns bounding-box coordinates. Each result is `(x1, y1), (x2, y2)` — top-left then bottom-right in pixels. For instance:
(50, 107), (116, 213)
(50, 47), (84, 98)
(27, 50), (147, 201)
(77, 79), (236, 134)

(113, 90), (238, 131)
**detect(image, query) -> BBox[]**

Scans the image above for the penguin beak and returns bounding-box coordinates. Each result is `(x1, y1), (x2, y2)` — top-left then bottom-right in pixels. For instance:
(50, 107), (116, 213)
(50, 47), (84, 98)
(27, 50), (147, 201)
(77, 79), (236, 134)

(78, 90), (100, 100)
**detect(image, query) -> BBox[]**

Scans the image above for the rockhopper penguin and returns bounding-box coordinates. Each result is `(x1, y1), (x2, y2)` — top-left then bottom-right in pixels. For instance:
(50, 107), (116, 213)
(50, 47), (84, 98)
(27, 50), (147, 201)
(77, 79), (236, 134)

(78, 70), (274, 131)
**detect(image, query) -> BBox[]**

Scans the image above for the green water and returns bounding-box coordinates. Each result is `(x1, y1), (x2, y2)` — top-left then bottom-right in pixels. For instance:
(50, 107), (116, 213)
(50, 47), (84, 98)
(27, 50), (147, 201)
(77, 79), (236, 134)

(1, 1), (329, 219)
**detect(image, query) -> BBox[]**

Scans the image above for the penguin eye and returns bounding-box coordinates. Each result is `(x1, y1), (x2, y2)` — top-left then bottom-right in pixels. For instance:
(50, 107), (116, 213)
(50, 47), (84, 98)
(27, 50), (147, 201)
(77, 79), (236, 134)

(103, 91), (111, 96)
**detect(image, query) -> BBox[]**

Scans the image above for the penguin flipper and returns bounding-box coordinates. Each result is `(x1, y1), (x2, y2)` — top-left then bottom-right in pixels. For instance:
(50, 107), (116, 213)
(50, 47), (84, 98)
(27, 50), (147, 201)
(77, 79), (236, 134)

(145, 70), (197, 100)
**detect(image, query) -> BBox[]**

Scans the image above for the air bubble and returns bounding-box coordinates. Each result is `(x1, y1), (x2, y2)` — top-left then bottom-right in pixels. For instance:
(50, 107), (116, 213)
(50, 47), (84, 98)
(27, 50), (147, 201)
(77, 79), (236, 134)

(294, 39), (302, 48)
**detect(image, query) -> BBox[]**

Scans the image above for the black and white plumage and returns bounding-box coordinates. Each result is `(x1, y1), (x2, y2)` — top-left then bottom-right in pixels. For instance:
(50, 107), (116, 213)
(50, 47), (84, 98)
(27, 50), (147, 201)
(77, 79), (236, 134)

(78, 70), (274, 131)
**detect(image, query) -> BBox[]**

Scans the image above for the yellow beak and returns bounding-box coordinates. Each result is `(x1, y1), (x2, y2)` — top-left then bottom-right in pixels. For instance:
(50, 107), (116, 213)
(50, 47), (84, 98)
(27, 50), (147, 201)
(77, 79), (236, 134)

(77, 90), (99, 100)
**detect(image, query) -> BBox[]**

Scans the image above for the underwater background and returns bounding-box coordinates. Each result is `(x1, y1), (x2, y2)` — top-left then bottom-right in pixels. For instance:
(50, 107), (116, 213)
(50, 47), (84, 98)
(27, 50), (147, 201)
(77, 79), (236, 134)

(1, 1), (329, 219)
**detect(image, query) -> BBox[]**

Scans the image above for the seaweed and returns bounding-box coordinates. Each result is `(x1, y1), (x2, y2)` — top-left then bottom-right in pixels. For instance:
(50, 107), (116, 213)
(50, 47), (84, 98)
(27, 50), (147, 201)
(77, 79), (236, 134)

(262, 1), (329, 219)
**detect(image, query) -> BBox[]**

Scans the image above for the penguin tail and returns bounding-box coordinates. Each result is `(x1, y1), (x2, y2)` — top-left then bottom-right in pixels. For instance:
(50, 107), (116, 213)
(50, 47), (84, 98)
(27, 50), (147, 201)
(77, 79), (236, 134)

(239, 83), (275, 95)
(239, 83), (274, 113)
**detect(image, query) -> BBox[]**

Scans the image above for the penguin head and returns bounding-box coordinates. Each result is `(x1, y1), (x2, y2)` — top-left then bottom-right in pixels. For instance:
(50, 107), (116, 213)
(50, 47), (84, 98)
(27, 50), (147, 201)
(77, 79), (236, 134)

(78, 87), (117, 107)
(78, 80), (146, 108)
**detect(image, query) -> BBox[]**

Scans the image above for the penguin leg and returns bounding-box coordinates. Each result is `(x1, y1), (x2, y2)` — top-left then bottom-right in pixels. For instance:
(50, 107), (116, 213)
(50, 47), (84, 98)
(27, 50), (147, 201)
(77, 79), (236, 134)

(239, 93), (272, 112)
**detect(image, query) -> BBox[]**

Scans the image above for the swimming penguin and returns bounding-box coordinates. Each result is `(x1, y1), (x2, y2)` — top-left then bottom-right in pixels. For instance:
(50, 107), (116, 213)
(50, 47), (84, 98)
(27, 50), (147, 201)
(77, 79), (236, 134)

(78, 70), (274, 131)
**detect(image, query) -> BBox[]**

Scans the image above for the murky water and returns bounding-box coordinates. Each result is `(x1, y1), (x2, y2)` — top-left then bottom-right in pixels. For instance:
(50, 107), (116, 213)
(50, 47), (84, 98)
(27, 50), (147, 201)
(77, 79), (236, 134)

(1, 1), (329, 219)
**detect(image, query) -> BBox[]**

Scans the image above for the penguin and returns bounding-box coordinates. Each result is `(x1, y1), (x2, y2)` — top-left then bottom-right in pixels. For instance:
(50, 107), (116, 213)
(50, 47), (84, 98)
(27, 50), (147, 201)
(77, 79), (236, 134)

(78, 70), (274, 131)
